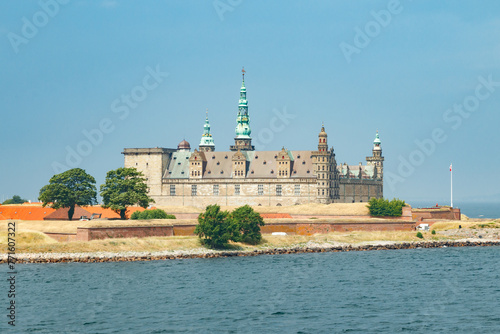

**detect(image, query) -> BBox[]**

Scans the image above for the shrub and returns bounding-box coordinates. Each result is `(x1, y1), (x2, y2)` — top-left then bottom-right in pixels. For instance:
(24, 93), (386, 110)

(416, 232), (424, 239)
(130, 209), (175, 220)
(194, 205), (235, 249)
(367, 198), (406, 217)
(130, 211), (142, 220)
(431, 230), (436, 235)
(229, 205), (265, 245)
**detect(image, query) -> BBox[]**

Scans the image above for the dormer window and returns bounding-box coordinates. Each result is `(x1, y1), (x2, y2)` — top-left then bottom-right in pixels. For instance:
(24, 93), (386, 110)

(220, 170), (224, 174)
(270, 170), (274, 174)
(297, 155), (301, 159)
(217, 161), (220, 165)
(251, 170), (254, 174)
(307, 170), (310, 173)
(225, 155), (228, 159)
(255, 155), (259, 159)
(212, 155), (215, 159)
(263, 161), (267, 165)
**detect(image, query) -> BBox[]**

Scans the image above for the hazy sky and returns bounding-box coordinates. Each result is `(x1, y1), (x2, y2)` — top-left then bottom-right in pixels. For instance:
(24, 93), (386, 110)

(2, 0), (500, 205)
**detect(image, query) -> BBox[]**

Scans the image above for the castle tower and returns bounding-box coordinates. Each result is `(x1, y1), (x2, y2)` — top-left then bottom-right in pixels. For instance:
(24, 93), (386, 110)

(313, 125), (332, 203)
(366, 131), (384, 179)
(199, 110), (215, 152)
(230, 67), (255, 151)
(318, 124), (328, 152)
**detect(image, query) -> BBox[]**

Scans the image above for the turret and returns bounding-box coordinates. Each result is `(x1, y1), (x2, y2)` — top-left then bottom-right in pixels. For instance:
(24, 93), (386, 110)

(199, 110), (215, 152)
(230, 67), (255, 151)
(318, 124), (328, 152)
(312, 124), (333, 203)
(366, 131), (384, 179)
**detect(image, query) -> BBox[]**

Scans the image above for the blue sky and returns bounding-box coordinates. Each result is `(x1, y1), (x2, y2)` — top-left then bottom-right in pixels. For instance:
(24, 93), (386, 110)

(1, 0), (500, 205)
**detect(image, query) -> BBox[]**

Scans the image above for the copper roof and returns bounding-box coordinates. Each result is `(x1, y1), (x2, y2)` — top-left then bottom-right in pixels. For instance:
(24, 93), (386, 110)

(177, 140), (191, 150)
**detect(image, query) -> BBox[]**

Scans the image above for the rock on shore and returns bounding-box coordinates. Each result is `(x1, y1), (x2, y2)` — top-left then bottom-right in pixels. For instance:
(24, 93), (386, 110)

(1, 239), (499, 264)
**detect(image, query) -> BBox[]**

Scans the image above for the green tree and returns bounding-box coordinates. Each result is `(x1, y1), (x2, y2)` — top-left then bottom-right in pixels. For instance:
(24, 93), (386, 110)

(100, 167), (154, 219)
(2, 195), (28, 204)
(38, 168), (97, 220)
(130, 209), (175, 220)
(367, 198), (406, 217)
(229, 205), (265, 245)
(194, 204), (236, 249)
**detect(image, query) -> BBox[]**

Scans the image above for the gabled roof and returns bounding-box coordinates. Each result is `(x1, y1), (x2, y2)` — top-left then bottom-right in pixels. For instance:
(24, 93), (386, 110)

(203, 152), (234, 178)
(164, 150), (316, 179)
(338, 164), (375, 179)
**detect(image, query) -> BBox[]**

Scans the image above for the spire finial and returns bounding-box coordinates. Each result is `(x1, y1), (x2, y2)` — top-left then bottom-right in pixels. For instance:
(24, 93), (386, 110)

(206, 108), (208, 119)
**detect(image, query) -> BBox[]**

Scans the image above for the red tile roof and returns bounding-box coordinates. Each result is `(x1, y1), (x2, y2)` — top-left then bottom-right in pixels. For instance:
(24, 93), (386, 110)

(0, 204), (154, 220)
(0, 206), (56, 220)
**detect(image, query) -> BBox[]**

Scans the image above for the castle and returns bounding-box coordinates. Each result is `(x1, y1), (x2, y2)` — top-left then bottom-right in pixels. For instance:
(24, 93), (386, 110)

(123, 70), (384, 207)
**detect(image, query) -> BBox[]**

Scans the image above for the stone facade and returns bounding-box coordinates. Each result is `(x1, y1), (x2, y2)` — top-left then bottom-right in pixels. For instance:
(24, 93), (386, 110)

(123, 70), (384, 207)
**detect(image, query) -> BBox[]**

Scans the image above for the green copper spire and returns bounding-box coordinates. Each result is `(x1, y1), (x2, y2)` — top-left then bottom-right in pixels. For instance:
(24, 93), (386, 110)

(373, 130), (381, 151)
(199, 110), (215, 148)
(374, 131), (381, 145)
(235, 67), (251, 139)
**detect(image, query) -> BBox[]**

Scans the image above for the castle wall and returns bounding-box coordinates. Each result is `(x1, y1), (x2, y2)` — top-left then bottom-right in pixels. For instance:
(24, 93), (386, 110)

(338, 179), (383, 203)
(155, 178), (319, 208)
(123, 148), (173, 197)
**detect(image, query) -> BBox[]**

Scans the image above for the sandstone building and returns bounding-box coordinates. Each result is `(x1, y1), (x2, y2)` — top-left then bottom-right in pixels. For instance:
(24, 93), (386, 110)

(123, 70), (384, 207)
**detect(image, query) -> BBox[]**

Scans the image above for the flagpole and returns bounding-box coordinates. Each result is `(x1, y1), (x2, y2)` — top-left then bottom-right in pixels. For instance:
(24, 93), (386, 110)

(450, 163), (453, 208)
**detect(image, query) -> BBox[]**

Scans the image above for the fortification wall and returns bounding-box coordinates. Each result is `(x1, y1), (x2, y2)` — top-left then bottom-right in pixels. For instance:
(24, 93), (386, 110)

(74, 220), (414, 241)
(76, 225), (173, 241)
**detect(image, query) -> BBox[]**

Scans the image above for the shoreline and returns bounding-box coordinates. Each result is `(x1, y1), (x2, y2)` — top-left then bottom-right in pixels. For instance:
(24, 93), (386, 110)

(2, 239), (499, 264)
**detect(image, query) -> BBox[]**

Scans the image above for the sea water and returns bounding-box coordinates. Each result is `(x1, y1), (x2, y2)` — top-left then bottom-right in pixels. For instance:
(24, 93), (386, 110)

(1, 246), (499, 333)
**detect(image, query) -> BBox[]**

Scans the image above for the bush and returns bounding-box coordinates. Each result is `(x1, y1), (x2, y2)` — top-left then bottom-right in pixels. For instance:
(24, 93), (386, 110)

(130, 209), (175, 220)
(431, 229), (436, 235)
(367, 198), (406, 217)
(194, 205), (235, 249)
(130, 211), (142, 220)
(416, 232), (424, 239)
(229, 205), (265, 245)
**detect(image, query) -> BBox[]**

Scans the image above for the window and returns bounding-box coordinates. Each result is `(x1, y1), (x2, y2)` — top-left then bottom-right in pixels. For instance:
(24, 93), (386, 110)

(258, 184), (264, 196)
(191, 185), (197, 196)
(294, 184), (300, 196)
(213, 184), (219, 196)
(170, 185), (175, 196)
(235, 184), (240, 195)
(276, 184), (282, 196)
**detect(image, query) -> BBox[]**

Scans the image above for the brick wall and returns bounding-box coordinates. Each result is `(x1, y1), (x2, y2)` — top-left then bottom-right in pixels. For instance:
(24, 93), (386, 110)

(73, 220), (415, 241)
(411, 207), (461, 221)
(76, 225), (173, 241)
